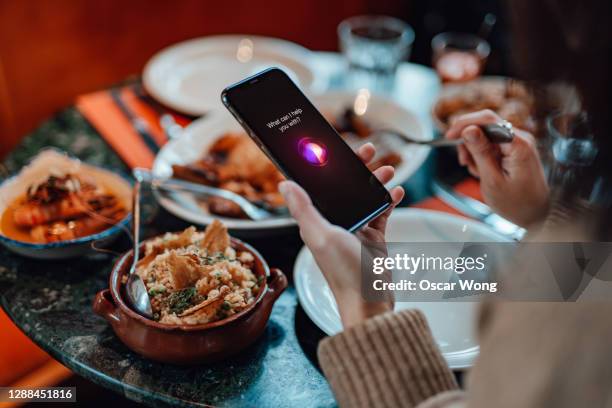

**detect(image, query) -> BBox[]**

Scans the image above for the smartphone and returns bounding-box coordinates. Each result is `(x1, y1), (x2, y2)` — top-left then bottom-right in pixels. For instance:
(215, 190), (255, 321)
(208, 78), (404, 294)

(221, 67), (391, 232)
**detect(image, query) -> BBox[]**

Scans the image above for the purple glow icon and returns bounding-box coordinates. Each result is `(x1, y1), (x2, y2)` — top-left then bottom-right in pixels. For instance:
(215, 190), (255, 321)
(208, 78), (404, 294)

(298, 138), (328, 166)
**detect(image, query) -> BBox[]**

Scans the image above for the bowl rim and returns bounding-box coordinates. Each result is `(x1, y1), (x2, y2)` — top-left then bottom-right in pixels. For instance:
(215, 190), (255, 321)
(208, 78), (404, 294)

(0, 152), (132, 249)
(108, 232), (271, 332)
(0, 214), (131, 249)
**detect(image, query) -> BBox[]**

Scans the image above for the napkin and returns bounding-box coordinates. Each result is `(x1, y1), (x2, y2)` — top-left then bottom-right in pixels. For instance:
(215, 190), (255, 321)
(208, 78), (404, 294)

(76, 86), (191, 168)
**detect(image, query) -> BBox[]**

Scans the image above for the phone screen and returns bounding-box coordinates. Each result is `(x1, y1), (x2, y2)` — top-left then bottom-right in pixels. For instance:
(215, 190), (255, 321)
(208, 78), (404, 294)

(222, 68), (391, 231)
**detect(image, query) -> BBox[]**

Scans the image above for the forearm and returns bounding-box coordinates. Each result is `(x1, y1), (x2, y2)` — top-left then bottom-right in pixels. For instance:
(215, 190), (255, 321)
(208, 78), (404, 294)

(318, 309), (459, 408)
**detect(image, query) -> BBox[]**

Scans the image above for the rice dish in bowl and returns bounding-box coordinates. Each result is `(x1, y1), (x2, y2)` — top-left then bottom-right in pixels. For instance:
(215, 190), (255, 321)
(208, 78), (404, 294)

(133, 220), (262, 325)
(94, 218), (288, 364)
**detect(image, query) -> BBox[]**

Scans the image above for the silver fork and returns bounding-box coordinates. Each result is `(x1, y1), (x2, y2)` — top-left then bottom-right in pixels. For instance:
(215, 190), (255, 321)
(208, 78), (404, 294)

(373, 122), (515, 147)
(132, 168), (281, 221)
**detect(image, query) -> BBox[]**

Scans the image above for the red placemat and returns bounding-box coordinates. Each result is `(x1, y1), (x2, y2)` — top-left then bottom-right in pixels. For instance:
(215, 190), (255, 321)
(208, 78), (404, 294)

(76, 86), (191, 168)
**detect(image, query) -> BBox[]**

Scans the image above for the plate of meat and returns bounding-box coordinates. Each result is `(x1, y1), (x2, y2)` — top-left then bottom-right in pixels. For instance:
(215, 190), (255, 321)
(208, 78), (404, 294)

(316, 91), (432, 186)
(152, 112), (292, 235)
(0, 149), (132, 259)
(432, 76), (536, 133)
(151, 91), (431, 234)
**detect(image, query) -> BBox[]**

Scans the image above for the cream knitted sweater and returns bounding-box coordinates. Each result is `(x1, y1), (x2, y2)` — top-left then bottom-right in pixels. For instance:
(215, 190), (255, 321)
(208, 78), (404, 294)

(318, 301), (612, 407)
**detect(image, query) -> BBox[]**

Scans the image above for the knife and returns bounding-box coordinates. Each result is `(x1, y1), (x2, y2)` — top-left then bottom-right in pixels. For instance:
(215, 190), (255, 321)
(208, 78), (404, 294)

(432, 180), (526, 240)
(110, 88), (161, 154)
(132, 85), (185, 140)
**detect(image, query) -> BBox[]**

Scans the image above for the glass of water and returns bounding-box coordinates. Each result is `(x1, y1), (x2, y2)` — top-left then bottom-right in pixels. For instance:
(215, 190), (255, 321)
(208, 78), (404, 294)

(338, 15), (414, 93)
(547, 111), (598, 200)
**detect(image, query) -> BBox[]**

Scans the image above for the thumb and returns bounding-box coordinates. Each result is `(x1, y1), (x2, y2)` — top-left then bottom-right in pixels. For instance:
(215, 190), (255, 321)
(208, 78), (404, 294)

(462, 125), (503, 179)
(278, 180), (330, 243)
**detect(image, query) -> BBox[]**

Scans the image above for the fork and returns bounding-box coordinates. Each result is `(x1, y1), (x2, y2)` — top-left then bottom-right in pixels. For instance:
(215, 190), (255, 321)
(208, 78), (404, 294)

(372, 121), (515, 147)
(132, 168), (285, 221)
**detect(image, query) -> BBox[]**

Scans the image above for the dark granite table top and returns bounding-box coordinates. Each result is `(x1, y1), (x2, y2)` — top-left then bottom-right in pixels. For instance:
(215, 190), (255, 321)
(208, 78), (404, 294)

(0, 60), (457, 407)
(0, 108), (337, 407)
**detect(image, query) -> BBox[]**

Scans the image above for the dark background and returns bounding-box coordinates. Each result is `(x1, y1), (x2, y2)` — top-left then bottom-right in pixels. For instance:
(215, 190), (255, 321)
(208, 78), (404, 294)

(0, 0), (511, 158)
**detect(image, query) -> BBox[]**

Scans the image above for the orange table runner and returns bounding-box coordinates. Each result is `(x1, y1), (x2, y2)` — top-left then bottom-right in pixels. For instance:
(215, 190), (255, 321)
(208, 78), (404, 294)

(76, 86), (191, 169)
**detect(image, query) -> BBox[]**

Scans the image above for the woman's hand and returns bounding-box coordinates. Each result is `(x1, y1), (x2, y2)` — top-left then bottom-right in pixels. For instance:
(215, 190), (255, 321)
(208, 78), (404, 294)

(279, 143), (404, 328)
(446, 110), (550, 227)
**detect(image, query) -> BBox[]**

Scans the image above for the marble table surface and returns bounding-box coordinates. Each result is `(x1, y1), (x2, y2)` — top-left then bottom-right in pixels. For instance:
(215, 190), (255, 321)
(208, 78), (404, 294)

(0, 54), (444, 407)
(0, 110), (334, 406)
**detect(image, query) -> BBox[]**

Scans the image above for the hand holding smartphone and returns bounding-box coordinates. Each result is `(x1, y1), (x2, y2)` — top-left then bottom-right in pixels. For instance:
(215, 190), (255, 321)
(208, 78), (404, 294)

(221, 68), (392, 232)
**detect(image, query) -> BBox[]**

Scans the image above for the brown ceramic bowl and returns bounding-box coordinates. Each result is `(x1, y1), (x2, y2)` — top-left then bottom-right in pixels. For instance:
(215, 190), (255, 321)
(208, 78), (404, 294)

(93, 235), (287, 365)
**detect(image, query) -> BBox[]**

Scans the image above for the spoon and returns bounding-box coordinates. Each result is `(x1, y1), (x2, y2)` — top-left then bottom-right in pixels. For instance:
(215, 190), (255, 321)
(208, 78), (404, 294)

(132, 168), (284, 221)
(125, 177), (153, 319)
(372, 121), (515, 147)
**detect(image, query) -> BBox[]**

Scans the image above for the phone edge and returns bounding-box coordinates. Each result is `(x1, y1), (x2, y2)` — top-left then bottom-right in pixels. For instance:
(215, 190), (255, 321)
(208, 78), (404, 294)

(347, 201), (391, 233)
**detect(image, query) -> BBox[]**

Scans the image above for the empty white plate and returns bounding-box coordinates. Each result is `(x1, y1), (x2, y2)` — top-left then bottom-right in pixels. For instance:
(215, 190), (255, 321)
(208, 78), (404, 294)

(143, 35), (322, 116)
(294, 208), (511, 369)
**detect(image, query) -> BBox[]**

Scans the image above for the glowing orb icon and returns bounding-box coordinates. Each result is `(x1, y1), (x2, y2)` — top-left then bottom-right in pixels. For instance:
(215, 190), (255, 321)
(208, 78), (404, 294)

(298, 138), (328, 166)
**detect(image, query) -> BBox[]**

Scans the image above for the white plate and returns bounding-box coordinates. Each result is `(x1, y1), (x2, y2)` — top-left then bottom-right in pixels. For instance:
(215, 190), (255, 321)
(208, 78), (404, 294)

(314, 91), (433, 187)
(431, 76), (534, 133)
(143, 35), (322, 116)
(152, 110), (294, 235)
(294, 208), (511, 369)
(152, 92), (432, 234)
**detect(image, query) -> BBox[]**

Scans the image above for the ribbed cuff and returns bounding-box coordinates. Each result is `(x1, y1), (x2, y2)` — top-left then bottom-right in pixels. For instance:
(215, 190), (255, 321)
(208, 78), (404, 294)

(318, 309), (458, 408)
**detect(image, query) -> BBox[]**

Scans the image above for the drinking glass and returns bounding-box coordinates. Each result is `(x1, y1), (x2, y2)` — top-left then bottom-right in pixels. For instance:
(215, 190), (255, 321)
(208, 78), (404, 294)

(338, 15), (414, 93)
(431, 32), (490, 83)
(547, 111), (598, 200)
